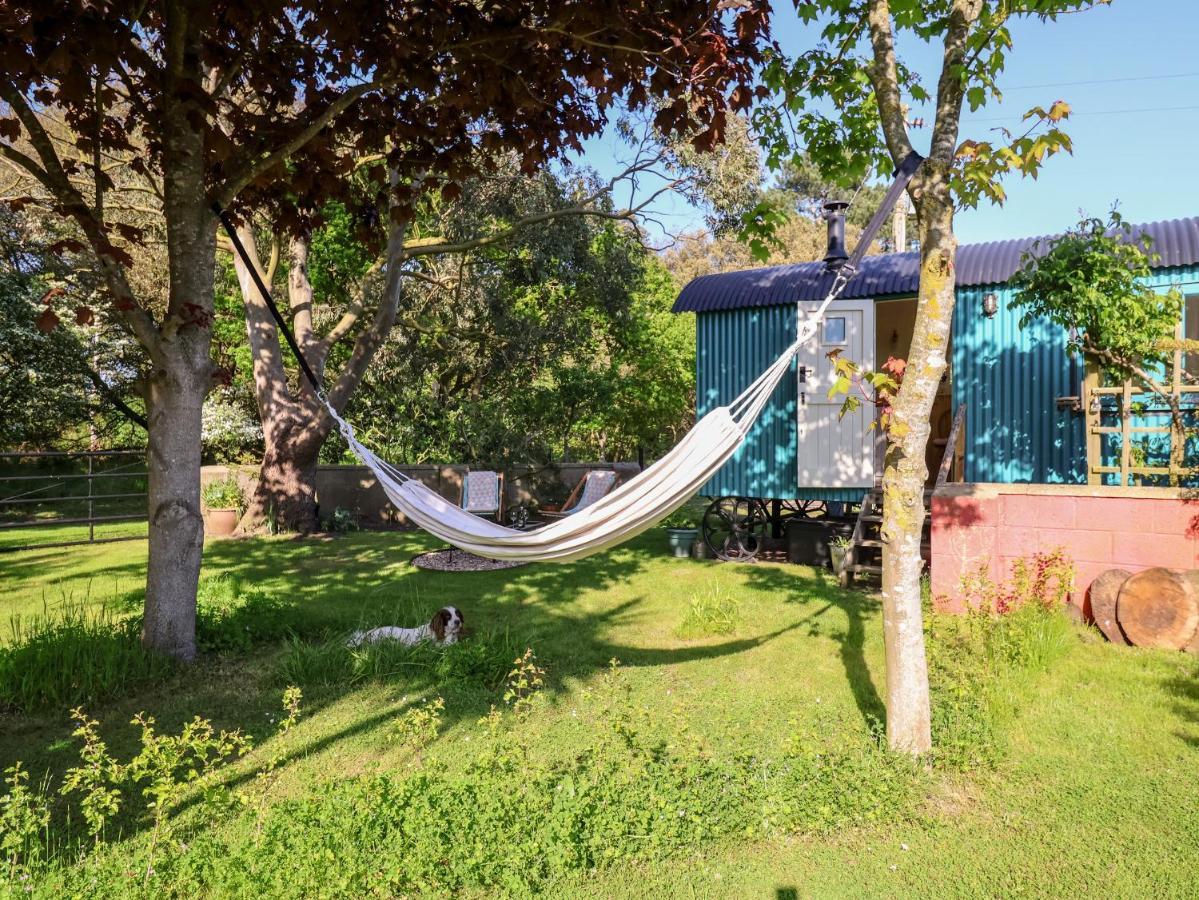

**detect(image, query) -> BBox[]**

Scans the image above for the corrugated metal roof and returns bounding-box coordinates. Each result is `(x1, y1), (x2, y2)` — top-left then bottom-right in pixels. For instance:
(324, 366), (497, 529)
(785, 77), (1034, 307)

(672, 215), (1199, 313)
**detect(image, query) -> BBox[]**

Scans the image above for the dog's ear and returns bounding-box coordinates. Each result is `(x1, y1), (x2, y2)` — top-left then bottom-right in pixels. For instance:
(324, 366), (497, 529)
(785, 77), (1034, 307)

(430, 608), (450, 641)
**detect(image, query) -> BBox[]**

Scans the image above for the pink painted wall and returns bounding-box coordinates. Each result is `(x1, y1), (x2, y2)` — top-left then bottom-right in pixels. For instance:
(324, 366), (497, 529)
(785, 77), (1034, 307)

(930, 483), (1199, 616)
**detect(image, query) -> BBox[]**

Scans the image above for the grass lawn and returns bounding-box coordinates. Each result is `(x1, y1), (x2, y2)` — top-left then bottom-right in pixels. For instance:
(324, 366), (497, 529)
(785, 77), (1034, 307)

(2, 530), (1198, 897)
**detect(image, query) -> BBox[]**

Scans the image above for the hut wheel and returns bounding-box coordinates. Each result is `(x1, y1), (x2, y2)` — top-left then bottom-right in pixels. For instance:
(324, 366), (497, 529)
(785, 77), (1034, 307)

(702, 497), (770, 561)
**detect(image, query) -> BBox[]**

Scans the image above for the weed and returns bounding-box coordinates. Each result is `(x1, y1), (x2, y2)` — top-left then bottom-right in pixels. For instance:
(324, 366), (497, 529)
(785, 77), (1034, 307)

(675, 584), (741, 639)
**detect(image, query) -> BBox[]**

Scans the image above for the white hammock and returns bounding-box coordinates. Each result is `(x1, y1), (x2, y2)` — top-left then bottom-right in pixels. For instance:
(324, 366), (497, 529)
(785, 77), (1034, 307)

(324, 331), (807, 562)
(317, 256), (861, 562)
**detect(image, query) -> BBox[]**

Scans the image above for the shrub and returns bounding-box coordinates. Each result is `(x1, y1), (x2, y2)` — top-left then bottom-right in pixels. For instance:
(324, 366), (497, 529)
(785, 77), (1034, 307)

(926, 549), (1078, 768)
(320, 506), (359, 533)
(200, 476), (244, 511)
(675, 584), (740, 638)
(0, 604), (173, 713)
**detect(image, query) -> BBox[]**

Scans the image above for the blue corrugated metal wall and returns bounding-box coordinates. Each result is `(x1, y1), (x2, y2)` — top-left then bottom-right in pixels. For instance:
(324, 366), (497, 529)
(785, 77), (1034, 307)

(953, 264), (1199, 484)
(952, 283), (1085, 483)
(698, 264), (1199, 496)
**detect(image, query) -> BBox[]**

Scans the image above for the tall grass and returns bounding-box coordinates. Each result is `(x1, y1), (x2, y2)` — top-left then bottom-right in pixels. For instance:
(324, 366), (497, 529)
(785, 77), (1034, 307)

(675, 584), (741, 638)
(0, 602), (173, 713)
(277, 627), (522, 691)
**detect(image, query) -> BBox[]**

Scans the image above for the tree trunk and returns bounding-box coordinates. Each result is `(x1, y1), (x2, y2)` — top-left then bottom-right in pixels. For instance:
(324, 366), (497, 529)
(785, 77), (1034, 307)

(141, 362), (208, 660)
(140, 17), (217, 662)
(878, 193), (956, 755)
(240, 412), (329, 532)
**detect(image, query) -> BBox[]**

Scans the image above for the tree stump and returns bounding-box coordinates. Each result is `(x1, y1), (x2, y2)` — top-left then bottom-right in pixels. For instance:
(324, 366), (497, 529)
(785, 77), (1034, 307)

(1116, 568), (1199, 650)
(1088, 568), (1132, 645)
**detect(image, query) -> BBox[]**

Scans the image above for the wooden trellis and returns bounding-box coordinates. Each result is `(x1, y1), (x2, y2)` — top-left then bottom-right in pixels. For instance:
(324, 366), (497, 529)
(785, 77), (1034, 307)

(1085, 323), (1199, 486)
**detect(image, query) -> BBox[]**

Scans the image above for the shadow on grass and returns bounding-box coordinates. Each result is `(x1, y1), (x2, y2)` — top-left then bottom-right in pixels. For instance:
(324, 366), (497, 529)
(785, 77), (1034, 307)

(740, 564), (886, 733)
(1, 531), (822, 848)
(1161, 660), (1199, 749)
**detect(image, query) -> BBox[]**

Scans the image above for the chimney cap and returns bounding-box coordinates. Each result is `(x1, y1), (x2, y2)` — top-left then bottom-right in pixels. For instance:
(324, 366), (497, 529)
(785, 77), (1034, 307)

(823, 200), (850, 269)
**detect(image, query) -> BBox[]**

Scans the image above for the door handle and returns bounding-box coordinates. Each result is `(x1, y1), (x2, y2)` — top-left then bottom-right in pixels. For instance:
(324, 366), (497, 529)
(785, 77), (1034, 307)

(800, 392), (806, 407)
(799, 365), (807, 383)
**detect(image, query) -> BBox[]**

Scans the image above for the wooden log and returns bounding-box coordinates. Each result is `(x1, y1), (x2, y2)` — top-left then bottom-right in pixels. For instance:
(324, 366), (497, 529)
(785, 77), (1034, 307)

(1185, 572), (1199, 655)
(1116, 568), (1199, 650)
(1088, 568), (1132, 645)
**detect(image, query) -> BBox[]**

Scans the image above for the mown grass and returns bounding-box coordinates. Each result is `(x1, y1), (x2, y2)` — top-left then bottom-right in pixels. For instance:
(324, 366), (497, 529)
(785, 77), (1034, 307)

(1, 530), (1197, 897)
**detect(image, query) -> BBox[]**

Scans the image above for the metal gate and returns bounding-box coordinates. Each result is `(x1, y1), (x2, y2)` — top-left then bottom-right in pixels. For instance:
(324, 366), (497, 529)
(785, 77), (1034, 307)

(0, 450), (147, 553)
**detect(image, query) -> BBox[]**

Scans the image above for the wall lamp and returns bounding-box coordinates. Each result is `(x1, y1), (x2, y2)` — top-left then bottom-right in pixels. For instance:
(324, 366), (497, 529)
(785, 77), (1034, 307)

(982, 292), (999, 318)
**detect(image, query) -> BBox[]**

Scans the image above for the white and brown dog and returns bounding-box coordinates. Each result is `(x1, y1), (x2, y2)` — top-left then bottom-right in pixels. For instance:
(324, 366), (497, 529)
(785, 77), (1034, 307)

(349, 606), (465, 648)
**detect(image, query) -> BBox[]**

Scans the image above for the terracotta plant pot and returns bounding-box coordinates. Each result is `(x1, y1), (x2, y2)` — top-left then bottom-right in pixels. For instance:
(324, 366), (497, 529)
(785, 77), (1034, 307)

(205, 507), (239, 537)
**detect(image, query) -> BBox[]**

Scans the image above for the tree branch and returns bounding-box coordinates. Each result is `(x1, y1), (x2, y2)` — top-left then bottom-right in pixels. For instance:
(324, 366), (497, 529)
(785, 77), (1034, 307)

(83, 365), (147, 429)
(0, 81), (164, 363)
(210, 78), (383, 207)
(928, 0), (985, 164)
(863, 0), (916, 167)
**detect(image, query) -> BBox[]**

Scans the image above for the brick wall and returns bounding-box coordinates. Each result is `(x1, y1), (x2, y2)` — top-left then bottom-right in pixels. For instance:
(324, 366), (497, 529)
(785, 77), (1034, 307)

(930, 483), (1199, 615)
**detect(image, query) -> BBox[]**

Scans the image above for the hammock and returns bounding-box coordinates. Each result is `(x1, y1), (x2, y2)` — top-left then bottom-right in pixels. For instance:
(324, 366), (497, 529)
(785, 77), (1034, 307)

(321, 323), (812, 562)
(212, 151), (921, 563)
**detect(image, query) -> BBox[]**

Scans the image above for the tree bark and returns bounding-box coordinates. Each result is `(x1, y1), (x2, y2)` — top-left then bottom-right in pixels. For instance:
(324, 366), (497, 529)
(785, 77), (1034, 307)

(865, 0), (982, 754)
(877, 195), (955, 755)
(231, 186), (409, 534)
(141, 9), (217, 660)
(241, 414), (329, 532)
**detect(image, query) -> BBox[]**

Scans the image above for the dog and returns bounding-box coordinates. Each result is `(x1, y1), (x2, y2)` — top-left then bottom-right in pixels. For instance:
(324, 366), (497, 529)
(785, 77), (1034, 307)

(348, 606), (464, 648)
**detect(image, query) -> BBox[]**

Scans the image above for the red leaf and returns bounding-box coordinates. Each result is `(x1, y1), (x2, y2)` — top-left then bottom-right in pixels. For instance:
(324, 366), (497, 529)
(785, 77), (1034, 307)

(36, 309), (60, 333)
(39, 286), (65, 305)
(114, 296), (136, 312)
(75, 306), (94, 326)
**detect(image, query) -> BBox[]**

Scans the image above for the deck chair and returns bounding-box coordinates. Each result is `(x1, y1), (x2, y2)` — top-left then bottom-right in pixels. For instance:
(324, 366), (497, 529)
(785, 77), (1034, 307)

(541, 469), (617, 520)
(460, 470), (504, 522)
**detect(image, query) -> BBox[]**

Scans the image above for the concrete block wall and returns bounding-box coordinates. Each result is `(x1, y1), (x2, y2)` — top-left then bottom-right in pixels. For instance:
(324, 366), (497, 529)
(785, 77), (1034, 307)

(931, 482), (1199, 615)
(200, 462), (641, 526)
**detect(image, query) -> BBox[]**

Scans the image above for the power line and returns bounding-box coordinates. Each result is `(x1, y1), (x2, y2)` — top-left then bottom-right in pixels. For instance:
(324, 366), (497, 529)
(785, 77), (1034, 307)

(1004, 71), (1199, 91)
(969, 103), (1199, 124)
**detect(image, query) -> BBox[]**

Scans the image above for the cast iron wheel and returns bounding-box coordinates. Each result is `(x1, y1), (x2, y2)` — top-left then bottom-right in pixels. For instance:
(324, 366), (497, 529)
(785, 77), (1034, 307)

(779, 499), (825, 520)
(702, 497), (770, 561)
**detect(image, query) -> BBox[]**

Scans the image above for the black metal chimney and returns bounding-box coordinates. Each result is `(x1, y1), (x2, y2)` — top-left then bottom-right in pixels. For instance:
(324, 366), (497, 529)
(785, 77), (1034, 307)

(823, 200), (850, 270)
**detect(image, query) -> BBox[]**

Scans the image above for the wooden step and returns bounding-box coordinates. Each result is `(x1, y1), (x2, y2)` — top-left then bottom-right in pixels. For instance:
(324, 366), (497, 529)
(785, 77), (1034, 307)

(848, 563), (882, 575)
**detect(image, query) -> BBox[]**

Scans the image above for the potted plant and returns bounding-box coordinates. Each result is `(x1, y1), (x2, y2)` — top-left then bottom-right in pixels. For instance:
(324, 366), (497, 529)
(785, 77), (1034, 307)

(661, 508), (699, 558)
(829, 533), (853, 575)
(201, 475), (244, 537)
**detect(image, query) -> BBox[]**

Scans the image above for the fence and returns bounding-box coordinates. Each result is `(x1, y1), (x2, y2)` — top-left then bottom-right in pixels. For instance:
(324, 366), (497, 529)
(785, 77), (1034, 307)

(0, 450), (148, 553)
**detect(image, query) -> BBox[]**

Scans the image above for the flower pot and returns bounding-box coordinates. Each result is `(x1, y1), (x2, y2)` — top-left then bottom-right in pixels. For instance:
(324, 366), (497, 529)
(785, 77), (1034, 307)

(830, 544), (849, 574)
(205, 507), (239, 537)
(666, 527), (699, 558)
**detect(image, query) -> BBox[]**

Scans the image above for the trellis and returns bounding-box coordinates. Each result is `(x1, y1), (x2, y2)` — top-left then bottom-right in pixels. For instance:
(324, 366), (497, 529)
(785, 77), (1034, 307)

(1084, 323), (1199, 486)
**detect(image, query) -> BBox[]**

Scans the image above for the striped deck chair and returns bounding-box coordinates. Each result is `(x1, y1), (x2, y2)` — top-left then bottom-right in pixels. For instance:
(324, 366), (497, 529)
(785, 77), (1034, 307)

(541, 469), (617, 520)
(460, 470), (504, 521)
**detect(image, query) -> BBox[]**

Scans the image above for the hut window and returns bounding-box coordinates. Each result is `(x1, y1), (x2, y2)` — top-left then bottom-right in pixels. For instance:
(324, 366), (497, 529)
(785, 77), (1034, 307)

(1186, 294), (1199, 378)
(824, 316), (847, 344)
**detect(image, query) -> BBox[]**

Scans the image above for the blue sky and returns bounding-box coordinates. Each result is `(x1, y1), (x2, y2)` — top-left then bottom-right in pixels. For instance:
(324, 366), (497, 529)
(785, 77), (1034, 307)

(572, 0), (1199, 247)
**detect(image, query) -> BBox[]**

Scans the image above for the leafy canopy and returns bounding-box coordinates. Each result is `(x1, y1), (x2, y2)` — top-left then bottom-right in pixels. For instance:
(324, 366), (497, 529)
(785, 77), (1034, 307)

(1009, 211), (1183, 373)
(756, 1), (1100, 211)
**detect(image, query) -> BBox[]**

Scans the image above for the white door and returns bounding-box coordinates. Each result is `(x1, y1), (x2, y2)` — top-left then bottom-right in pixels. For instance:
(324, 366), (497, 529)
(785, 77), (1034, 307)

(796, 299), (877, 488)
